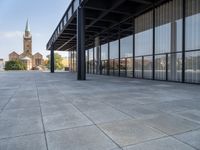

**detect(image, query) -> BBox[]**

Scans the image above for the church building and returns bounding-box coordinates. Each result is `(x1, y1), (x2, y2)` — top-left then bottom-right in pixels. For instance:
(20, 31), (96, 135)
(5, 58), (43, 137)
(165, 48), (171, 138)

(9, 20), (43, 70)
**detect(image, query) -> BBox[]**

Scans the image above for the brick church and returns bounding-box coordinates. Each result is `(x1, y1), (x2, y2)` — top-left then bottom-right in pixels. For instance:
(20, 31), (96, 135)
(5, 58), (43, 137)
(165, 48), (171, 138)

(9, 20), (43, 70)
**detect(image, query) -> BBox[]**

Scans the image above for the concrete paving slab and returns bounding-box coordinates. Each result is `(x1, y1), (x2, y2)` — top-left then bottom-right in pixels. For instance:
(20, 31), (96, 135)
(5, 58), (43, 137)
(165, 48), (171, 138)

(0, 133), (47, 150)
(0, 118), (43, 139)
(124, 137), (196, 150)
(172, 110), (200, 124)
(0, 108), (41, 120)
(4, 99), (40, 110)
(144, 114), (200, 135)
(175, 129), (200, 150)
(98, 119), (166, 147)
(43, 104), (93, 131)
(85, 107), (131, 124)
(46, 125), (117, 150)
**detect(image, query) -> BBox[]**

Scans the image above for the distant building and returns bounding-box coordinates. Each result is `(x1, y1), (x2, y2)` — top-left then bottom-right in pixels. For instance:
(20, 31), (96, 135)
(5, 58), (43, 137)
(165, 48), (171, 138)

(9, 20), (44, 70)
(0, 59), (4, 71)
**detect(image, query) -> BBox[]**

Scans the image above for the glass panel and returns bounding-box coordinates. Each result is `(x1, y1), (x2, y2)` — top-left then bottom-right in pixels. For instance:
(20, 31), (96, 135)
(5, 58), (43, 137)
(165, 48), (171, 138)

(120, 35), (133, 77)
(85, 50), (89, 73)
(135, 11), (153, 57)
(101, 44), (108, 60)
(144, 56), (153, 79)
(110, 40), (119, 76)
(185, 0), (200, 51)
(109, 59), (114, 76)
(120, 35), (133, 58)
(135, 57), (142, 78)
(73, 51), (77, 72)
(155, 0), (183, 81)
(101, 44), (108, 75)
(89, 48), (93, 74)
(155, 55), (166, 80)
(127, 58), (133, 77)
(120, 58), (126, 77)
(114, 59), (119, 76)
(168, 52), (182, 81)
(94, 47), (97, 74)
(101, 60), (108, 75)
(185, 51), (200, 83)
(110, 40), (119, 59)
(155, 0), (182, 54)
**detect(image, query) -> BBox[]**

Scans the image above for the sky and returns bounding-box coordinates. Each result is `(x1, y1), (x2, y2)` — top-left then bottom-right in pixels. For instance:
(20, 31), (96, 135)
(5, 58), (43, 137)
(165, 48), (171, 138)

(0, 0), (71, 60)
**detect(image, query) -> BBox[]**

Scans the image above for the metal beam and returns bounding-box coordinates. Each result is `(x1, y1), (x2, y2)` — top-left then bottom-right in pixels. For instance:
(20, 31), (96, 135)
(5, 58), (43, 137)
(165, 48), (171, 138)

(128, 0), (153, 5)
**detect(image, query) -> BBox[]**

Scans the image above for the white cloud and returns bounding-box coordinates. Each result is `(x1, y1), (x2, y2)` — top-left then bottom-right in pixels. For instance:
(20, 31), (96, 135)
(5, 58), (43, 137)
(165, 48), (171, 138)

(0, 31), (23, 39)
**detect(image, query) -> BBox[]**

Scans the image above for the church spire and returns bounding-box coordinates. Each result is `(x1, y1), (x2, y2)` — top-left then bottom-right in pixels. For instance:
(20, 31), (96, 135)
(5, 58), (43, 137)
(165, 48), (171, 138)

(25, 19), (30, 32)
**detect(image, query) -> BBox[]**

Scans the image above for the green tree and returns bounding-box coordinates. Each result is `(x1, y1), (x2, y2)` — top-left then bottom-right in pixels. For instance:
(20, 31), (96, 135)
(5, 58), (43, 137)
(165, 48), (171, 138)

(5, 60), (27, 70)
(46, 53), (64, 70)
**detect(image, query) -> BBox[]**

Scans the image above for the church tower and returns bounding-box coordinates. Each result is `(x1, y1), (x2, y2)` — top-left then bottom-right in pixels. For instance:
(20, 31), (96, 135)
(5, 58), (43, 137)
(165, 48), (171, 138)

(23, 20), (32, 54)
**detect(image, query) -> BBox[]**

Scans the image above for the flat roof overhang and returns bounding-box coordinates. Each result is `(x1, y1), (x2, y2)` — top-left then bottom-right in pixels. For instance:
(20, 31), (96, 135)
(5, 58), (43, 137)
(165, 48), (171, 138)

(46, 0), (169, 51)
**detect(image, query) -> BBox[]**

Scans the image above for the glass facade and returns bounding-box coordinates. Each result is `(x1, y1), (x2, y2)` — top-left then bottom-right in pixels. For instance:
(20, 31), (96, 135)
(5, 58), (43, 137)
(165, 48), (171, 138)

(68, 0), (200, 84)
(185, 0), (200, 83)
(89, 48), (94, 74)
(70, 50), (77, 72)
(101, 43), (108, 75)
(135, 11), (153, 79)
(110, 40), (119, 76)
(120, 35), (133, 77)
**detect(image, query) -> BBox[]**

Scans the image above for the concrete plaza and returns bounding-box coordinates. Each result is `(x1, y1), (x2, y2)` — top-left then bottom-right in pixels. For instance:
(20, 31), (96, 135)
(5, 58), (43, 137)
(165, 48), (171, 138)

(0, 72), (200, 150)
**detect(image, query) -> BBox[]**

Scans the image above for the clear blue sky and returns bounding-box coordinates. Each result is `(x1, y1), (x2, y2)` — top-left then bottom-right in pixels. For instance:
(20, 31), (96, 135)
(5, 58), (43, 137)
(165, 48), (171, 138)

(0, 0), (71, 60)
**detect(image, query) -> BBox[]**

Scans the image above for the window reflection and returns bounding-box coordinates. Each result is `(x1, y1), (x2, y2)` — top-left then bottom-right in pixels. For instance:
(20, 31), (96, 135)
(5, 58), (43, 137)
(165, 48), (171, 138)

(155, 0), (183, 81)
(110, 40), (119, 76)
(101, 44), (108, 75)
(185, 0), (200, 83)
(120, 35), (133, 77)
(89, 48), (93, 74)
(135, 11), (153, 79)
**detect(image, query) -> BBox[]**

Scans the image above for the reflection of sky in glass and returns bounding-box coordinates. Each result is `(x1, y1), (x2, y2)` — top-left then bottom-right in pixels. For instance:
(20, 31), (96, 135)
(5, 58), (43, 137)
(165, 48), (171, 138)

(110, 40), (119, 59)
(155, 23), (171, 54)
(120, 35), (133, 58)
(89, 48), (93, 60)
(135, 29), (152, 56)
(101, 44), (108, 60)
(186, 13), (200, 50)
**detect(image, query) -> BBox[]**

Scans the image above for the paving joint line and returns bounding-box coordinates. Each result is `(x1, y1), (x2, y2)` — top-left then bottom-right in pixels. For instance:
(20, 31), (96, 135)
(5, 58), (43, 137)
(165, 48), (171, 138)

(52, 82), (123, 150)
(35, 75), (49, 150)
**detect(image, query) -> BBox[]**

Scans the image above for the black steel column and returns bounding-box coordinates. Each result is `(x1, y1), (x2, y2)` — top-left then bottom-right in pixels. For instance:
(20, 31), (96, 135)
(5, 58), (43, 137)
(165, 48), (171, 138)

(50, 47), (54, 73)
(77, 6), (86, 80)
(182, 0), (186, 82)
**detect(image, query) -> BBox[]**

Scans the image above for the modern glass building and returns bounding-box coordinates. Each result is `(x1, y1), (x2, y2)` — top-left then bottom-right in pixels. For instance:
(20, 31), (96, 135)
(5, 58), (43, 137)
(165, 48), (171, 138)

(47, 0), (200, 84)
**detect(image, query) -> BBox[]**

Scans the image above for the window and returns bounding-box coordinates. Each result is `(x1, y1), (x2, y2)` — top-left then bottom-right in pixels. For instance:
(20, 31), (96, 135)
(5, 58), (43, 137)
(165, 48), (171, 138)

(89, 48), (93, 74)
(101, 44), (108, 75)
(120, 35), (133, 77)
(110, 40), (119, 76)
(185, 0), (200, 83)
(135, 11), (153, 79)
(155, 0), (183, 81)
